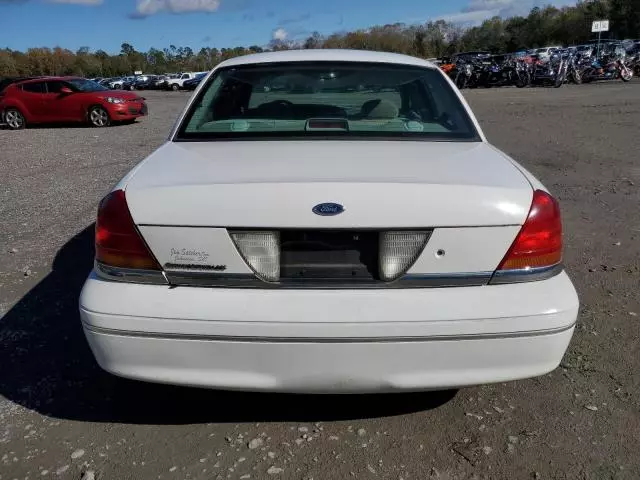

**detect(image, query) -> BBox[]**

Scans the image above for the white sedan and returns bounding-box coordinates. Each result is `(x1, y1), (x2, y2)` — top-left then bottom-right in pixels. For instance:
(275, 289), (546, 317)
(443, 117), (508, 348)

(80, 49), (578, 393)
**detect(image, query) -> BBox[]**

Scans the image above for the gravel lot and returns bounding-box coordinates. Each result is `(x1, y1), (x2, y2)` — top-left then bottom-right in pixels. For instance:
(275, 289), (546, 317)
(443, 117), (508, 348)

(1, 84), (639, 480)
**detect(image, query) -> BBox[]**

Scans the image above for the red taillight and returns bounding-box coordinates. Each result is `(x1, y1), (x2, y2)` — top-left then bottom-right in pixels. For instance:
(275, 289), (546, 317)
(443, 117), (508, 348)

(496, 190), (562, 271)
(95, 190), (160, 270)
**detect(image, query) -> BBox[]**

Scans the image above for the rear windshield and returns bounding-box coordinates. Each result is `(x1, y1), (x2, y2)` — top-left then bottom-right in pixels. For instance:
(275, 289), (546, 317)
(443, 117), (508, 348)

(176, 62), (479, 141)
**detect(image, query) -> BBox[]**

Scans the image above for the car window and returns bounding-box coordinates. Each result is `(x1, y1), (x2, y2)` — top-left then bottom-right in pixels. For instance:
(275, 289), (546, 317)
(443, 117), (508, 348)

(67, 78), (108, 92)
(45, 81), (68, 93)
(177, 61), (480, 141)
(182, 74), (190, 79)
(22, 82), (45, 94)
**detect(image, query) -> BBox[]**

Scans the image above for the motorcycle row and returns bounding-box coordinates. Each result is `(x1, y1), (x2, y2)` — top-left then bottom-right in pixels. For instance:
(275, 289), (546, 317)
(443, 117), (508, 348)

(438, 44), (638, 89)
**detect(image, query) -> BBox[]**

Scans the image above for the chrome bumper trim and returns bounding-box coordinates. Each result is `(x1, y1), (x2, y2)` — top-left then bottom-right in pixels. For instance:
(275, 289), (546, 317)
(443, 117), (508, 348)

(162, 270), (493, 289)
(95, 262), (167, 285)
(489, 263), (563, 284)
(96, 263), (563, 289)
(82, 322), (576, 343)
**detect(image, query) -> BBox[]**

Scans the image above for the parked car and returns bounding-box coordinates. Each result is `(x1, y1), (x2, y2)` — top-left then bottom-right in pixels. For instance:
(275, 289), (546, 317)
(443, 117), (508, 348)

(121, 78), (136, 91)
(157, 73), (180, 90)
(109, 76), (136, 90)
(535, 46), (563, 61)
(130, 75), (158, 90)
(182, 72), (207, 91)
(98, 77), (118, 88)
(107, 77), (125, 89)
(79, 49), (578, 393)
(165, 72), (205, 91)
(150, 75), (169, 89)
(0, 77), (147, 129)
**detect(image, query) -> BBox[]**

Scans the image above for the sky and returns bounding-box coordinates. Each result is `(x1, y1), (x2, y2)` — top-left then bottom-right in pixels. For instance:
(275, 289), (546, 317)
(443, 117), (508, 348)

(1, 0), (576, 53)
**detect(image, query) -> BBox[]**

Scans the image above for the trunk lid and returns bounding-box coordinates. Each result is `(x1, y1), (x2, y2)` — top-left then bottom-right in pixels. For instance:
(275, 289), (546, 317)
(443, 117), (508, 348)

(125, 141), (532, 228)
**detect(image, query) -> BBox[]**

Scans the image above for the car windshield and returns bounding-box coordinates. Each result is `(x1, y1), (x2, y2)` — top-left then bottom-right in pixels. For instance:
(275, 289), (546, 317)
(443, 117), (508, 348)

(535, 48), (548, 53)
(68, 78), (108, 92)
(177, 61), (479, 141)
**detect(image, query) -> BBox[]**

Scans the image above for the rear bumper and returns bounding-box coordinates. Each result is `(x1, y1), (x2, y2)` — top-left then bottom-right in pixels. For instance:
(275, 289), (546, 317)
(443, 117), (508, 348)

(80, 271), (579, 392)
(84, 325), (574, 393)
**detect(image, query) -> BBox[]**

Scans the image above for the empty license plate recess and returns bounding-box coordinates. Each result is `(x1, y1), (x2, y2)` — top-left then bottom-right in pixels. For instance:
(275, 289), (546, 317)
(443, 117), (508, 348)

(279, 230), (379, 281)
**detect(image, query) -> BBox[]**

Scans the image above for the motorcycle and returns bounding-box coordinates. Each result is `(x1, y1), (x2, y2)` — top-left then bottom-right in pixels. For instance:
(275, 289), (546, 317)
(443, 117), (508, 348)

(448, 61), (479, 89)
(512, 57), (532, 88)
(529, 53), (568, 88)
(580, 56), (633, 83)
(566, 54), (585, 84)
(478, 56), (518, 87)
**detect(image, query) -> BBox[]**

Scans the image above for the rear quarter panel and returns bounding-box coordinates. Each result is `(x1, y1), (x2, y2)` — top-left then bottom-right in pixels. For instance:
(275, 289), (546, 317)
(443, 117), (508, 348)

(2, 87), (35, 121)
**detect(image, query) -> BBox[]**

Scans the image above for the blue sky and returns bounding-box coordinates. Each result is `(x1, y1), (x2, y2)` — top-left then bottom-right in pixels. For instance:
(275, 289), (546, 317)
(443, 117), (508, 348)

(1, 0), (575, 53)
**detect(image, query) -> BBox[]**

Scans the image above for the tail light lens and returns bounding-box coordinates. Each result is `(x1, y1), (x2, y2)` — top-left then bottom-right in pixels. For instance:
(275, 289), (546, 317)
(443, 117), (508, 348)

(95, 190), (161, 270)
(494, 189), (562, 277)
(379, 231), (431, 282)
(230, 231), (280, 282)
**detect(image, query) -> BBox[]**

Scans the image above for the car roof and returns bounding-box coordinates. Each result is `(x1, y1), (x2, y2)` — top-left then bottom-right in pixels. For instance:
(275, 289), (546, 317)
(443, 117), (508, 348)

(217, 49), (437, 69)
(17, 76), (83, 83)
(0, 76), (40, 92)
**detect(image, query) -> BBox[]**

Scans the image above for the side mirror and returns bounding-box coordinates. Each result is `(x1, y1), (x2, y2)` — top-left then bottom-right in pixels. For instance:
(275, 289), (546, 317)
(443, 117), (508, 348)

(60, 87), (73, 94)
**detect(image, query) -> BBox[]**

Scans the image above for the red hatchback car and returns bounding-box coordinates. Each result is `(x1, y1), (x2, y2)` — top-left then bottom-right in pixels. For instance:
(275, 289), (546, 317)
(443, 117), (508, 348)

(0, 77), (148, 129)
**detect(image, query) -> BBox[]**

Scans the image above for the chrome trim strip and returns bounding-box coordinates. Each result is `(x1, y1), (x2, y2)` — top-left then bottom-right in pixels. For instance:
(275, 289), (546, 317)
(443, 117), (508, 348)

(96, 262), (560, 289)
(138, 224), (521, 229)
(163, 271), (492, 289)
(489, 264), (563, 285)
(95, 262), (168, 285)
(83, 322), (576, 343)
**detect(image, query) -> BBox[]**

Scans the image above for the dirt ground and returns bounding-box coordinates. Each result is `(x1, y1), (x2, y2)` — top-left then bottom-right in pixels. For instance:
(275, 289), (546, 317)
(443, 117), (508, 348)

(0, 83), (639, 480)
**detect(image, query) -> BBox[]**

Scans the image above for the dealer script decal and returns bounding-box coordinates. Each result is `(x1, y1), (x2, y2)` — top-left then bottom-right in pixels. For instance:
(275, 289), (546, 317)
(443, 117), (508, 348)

(167, 248), (227, 271)
(170, 247), (210, 264)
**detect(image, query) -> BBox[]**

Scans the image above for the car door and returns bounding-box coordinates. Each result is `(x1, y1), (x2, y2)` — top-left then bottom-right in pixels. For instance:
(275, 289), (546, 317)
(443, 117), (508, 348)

(18, 81), (48, 121)
(41, 81), (83, 122)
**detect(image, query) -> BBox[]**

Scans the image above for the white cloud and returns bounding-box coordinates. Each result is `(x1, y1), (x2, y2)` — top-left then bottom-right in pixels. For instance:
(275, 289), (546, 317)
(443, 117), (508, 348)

(133, 0), (221, 17)
(439, 9), (501, 24)
(438, 0), (575, 25)
(272, 27), (288, 41)
(46, 0), (103, 4)
(462, 0), (516, 13)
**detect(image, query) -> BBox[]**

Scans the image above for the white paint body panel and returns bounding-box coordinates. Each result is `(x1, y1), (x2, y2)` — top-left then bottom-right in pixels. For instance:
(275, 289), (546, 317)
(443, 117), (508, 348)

(84, 328), (574, 392)
(125, 141), (532, 228)
(80, 272), (579, 392)
(139, 225), (521, 275)
(407, 226), (520, 274)
(139, 226), (253, 274)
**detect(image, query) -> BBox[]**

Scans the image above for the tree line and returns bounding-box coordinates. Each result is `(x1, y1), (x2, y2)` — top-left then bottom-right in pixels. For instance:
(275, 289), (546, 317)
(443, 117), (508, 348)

(0, 0), (637, 78)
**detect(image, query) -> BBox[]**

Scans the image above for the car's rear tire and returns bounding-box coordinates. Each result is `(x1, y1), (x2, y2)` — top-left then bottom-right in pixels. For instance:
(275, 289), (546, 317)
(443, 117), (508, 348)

(171, 83), (179, 91)
(4, 108), (26, 130)
(88, 106), (111, 127)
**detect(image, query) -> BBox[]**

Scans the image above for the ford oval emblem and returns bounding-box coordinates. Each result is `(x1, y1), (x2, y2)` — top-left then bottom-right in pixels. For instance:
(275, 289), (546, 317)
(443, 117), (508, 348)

(312, 203), (345, 216)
